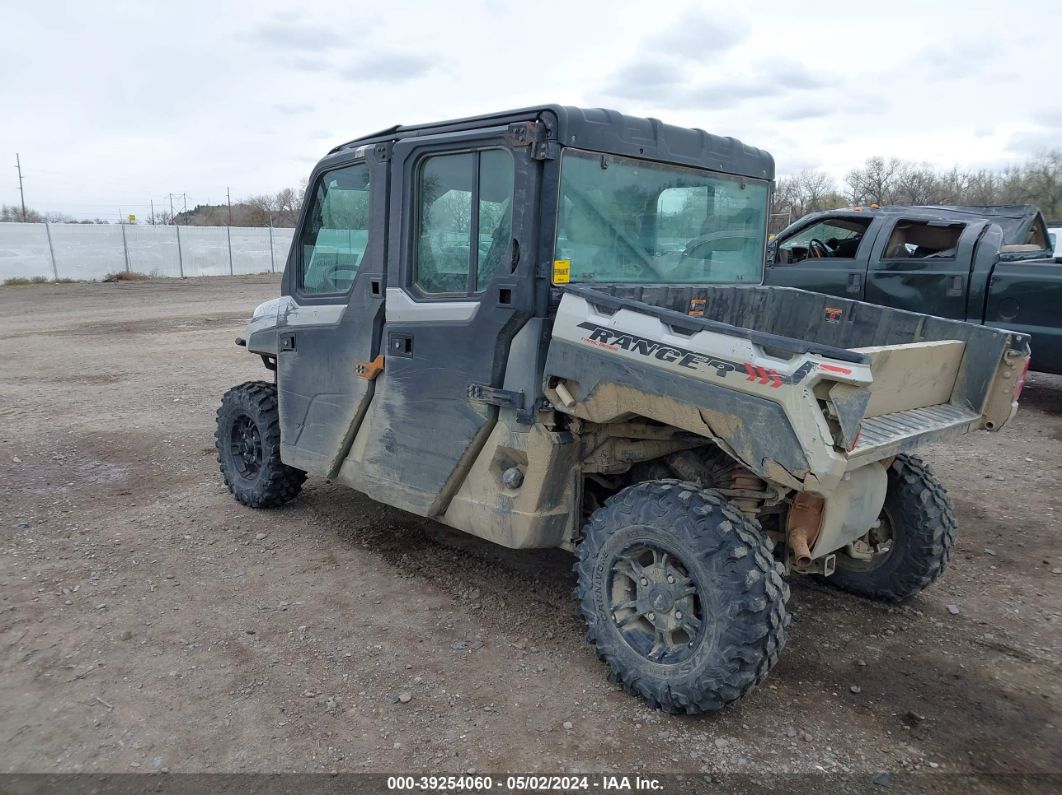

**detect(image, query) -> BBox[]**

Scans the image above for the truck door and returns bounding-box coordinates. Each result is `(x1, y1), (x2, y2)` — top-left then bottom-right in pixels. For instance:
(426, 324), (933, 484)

(764, 215), (876, 299)
(276, 145), (388, 475)
(339, 125), (539, 516)
(984, 259), (1062, 374)
(864, 219), (982, 319)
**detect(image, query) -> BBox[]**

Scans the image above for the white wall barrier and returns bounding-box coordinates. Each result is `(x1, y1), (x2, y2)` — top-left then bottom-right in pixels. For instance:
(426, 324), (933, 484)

(0, 222), (295, 281)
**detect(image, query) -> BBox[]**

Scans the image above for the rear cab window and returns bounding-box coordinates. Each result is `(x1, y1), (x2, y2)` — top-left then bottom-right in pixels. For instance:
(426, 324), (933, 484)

(553, 149), (769, 285)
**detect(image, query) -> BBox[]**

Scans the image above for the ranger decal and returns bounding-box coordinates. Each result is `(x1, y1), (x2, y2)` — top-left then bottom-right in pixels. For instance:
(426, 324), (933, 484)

(576, 322), (817, 386)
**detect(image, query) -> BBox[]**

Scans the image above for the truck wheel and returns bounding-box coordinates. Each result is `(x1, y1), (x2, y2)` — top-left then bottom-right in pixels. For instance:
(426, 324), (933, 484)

(574, 480), (789, 714)
(829, 455), (955, 602)
(215, 381), (306, 508)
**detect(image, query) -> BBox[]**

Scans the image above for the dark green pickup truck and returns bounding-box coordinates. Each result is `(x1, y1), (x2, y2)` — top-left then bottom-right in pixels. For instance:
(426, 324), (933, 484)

(765, 205), (1061, 373)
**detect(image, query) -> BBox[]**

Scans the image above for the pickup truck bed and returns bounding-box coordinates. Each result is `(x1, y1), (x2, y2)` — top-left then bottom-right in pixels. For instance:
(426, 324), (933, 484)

(764, 205), (1061, 373)
(545, 284), (1030, 495)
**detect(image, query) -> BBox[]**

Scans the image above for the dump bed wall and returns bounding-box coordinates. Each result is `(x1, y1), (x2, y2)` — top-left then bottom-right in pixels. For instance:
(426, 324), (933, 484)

(572, 285), (1030, 414)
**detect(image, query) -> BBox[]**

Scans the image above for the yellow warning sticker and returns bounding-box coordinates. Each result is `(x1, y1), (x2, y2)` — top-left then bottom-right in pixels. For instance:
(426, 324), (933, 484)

(552, 259), (571, 284)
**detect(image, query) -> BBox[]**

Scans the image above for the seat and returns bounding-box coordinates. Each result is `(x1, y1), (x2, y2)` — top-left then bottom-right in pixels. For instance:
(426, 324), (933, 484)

(884, 230), (909, 259)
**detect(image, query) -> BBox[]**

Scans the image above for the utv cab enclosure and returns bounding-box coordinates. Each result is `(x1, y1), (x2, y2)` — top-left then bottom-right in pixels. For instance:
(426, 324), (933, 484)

(217, 106), (1031, 714)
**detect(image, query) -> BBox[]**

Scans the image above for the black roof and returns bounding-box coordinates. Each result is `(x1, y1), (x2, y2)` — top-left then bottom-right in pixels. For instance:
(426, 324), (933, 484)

(328, 105), (774, 181)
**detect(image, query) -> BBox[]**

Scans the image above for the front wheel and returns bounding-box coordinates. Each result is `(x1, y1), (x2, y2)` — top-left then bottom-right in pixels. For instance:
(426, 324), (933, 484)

(574, 480), (789, 714)
(829, 454), (956, 601)
(215, 381), (306, 508)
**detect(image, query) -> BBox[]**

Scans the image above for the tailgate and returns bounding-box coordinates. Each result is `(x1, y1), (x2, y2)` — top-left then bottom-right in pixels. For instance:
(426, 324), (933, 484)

(839, 332), (1030, 465)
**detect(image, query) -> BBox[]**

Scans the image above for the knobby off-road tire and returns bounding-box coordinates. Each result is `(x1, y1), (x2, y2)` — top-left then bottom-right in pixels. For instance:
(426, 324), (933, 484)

(216, 381), (306, 508)
(575, 480), (789, 714)
(829, 454), (956, 602)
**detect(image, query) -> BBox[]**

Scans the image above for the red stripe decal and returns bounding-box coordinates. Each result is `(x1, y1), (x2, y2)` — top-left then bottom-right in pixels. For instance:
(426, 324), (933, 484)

(820, 363), (852, 375)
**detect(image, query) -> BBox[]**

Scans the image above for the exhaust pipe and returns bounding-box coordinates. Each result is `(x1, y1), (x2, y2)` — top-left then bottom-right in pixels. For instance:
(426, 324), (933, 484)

(786, 492), (824, 571)
(788, 526), (813, 569)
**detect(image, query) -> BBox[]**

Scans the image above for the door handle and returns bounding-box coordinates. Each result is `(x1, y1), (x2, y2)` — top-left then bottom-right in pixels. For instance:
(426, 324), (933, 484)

(846, 273), (862, 294)
(388, 333), (413, 358)
(280, 333), (296, 352)
(946, 275), (966, 297)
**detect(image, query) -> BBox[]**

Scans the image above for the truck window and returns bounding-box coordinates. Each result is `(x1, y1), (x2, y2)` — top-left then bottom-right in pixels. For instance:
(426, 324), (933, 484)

(414, 149), (514, 295)
(776, 218), (871, 264)
(299, 162), (371, 295)
(555, 150), (768, 284)
(883, 221), (964, 259)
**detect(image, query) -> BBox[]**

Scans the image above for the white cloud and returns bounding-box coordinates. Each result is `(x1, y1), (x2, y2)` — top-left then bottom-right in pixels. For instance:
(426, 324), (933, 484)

(1, 0), (1059, 218)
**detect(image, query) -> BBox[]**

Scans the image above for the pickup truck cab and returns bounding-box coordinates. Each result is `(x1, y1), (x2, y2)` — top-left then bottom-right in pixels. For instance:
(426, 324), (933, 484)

(766, 205), (1061, 373)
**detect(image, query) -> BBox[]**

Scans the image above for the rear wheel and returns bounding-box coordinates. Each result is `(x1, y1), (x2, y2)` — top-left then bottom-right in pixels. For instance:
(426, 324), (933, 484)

(829, 455), (955, 601)
(574, 480), (789, 714)
(215, 381), (306, 508)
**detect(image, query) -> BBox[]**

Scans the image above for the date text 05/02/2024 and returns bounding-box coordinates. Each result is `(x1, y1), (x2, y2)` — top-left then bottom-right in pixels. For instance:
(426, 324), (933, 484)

(386, 774), (664, 791)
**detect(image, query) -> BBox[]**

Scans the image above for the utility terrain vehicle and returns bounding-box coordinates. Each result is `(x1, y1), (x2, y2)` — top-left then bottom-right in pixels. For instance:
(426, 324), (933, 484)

(217, 106), (1031, 714)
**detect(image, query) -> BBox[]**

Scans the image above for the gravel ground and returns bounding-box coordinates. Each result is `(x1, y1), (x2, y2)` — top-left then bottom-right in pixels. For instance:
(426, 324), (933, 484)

(1, 276), (1059, 787)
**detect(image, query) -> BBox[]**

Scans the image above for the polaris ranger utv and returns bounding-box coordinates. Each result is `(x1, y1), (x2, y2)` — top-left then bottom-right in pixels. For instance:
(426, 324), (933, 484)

(216, 106), (1031, 714)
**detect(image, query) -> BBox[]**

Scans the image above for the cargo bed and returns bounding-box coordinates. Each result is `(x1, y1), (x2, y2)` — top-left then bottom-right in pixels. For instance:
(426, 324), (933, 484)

(545, 285), (1031, 493)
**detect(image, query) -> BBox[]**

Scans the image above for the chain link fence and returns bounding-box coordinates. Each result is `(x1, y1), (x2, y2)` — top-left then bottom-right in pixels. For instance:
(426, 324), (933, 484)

(0, 222), (296, 281)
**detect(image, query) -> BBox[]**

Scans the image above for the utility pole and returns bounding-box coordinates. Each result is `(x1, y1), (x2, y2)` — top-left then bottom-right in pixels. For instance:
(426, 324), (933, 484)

(168, 193), (176, 224)
(225, 186), (234, 275)
(15, 154), (27, 221)
(150, 199), (156, 226)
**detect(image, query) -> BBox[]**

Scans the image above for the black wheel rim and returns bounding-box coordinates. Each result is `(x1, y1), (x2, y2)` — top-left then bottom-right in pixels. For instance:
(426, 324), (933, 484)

(608, 542), (705, 664)
(229, 414), (263, 479)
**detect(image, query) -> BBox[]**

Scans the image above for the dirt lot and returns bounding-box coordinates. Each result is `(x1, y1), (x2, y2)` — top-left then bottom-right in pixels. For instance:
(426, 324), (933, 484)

(1, 277), (1060, 786)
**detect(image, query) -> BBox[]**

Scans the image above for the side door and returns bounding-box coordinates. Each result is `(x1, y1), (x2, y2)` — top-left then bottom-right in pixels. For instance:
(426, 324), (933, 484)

(764, 215), (876, 298)
(340, 126), (539, 516)
(984, 259), (1062, 374)
(864, 219), (982, 319)
(276, 146), (388, 475)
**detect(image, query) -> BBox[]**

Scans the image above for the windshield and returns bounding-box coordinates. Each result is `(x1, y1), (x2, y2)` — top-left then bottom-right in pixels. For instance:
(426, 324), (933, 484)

(554, 149), (769, 284)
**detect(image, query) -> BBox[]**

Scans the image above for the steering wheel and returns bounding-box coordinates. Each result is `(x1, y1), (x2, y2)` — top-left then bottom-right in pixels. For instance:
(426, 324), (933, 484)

(807, 238), (831, 258)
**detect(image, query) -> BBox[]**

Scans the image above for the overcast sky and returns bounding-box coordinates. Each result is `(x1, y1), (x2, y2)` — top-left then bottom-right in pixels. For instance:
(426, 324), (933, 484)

(2, 0), (1059, 219)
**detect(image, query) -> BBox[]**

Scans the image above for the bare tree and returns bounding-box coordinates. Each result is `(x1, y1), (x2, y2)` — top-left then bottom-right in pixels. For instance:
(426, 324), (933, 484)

(797, 170), (838, 212)
(845, 156), (903, 206)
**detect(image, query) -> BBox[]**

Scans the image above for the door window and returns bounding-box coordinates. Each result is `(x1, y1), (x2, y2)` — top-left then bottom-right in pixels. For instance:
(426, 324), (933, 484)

(415, 149), (514, 295)
(776, 217), (871, 264)
(299, 162), (371, 294)
(882, 221), (964, 259)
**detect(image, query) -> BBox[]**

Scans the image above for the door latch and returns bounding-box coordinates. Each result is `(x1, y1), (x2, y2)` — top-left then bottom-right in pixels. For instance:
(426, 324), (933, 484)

(354, 355), (385, 381)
